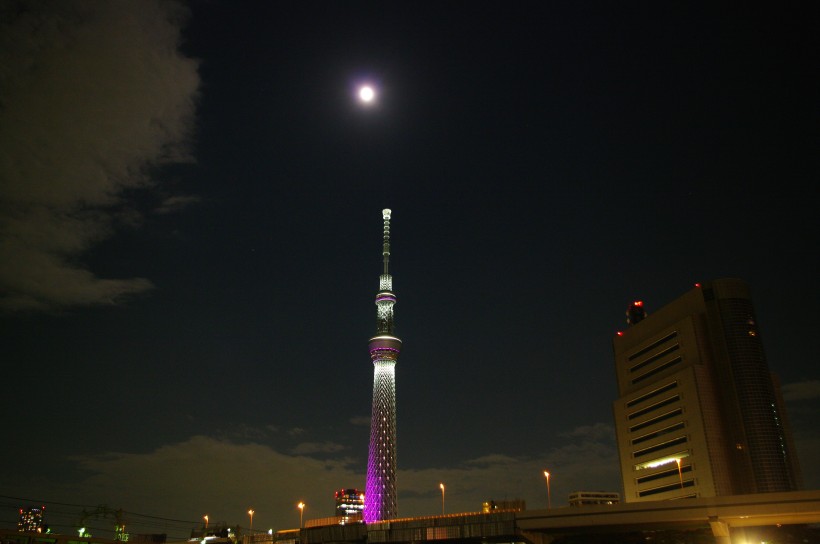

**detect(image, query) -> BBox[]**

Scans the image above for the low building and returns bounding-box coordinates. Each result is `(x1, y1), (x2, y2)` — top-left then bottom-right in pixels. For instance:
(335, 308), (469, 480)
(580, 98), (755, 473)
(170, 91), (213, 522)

(568, 491), (620, 507)
(481, 499), (525, 512)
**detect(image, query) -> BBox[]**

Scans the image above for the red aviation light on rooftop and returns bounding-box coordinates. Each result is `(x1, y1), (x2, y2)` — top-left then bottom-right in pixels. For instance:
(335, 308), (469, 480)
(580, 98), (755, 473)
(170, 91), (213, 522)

(694, 283), (701, 288)
(617, 331), (624, 336)
(626, 300), (647, 325)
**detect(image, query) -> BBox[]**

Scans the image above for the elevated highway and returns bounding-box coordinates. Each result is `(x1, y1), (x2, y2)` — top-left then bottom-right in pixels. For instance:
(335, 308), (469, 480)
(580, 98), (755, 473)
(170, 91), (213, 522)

(294, 490), (820, 543)
(516, 489), (820, 543)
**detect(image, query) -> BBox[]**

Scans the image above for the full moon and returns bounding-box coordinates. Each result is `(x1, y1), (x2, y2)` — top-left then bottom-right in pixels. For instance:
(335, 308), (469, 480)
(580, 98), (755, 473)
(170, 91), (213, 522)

(358, 85), (375, 103)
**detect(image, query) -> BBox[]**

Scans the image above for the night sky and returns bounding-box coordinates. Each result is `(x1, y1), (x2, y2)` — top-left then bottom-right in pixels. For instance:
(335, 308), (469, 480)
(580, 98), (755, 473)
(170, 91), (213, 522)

(1, 0), (818, 538)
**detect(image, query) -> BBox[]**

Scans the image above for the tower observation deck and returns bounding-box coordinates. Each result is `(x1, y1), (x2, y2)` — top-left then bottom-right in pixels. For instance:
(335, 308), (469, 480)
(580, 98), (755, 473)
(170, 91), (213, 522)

(364, 208), (401, 523)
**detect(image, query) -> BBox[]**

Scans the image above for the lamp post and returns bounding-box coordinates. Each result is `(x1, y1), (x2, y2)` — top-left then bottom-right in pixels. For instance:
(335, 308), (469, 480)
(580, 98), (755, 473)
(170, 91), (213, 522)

(439, 483), (445, 515)
(204, 515), (208, 529)
(297, 502), (305, 528)
(675, 458), (684, 488)
(543, 471), (552, 509)
(247, 509), (254, 536)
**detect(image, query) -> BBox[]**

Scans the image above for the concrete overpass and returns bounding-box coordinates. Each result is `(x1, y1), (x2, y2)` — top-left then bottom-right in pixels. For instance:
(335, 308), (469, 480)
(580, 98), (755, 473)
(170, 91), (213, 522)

(292, 490), (820, 543)
(515, 490), (820, 543)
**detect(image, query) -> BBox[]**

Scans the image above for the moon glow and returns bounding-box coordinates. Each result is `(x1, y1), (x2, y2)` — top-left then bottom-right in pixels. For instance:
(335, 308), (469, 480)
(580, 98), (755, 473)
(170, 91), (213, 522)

(358, 85), (375, 103)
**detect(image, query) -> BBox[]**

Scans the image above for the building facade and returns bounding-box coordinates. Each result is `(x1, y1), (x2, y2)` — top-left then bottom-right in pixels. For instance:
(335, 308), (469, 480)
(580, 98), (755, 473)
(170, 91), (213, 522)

(612, 279), (802, 502)
(481, 500), (526, 513)
(364, 209), (402, 523)
(18, 507), (46, 533)
(568, 491), (620, 507)
(335, 489), (365, 521)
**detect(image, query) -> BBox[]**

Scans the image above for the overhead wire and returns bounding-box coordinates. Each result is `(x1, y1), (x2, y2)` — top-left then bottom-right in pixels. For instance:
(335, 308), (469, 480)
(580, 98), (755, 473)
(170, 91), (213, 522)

(0, 494), (200, 539)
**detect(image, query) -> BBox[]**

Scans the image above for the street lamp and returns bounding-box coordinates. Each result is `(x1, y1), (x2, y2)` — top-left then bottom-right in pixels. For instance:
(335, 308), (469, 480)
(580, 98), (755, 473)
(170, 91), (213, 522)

(675, 458), (684, 488)
(297, 502), (305, 528)
(248, 509), (254, 536)
(543, 471), (552, 509)
(439, 483), (445, 515)
(203, 515), (208, 529)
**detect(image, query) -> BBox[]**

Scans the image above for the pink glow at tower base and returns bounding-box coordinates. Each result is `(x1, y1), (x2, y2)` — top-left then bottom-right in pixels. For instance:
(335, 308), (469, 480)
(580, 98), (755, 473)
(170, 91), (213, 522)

(364, 358), (398, 522)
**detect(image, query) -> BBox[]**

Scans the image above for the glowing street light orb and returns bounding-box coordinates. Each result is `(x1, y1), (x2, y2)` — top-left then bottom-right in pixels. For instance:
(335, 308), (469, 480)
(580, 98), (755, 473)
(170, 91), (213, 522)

(358, 85), (375, 103)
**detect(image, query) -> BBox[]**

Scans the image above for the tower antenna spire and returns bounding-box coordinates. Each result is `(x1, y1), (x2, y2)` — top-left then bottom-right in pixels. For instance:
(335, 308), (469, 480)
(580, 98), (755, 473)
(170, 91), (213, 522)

(382, 208), (391, 275)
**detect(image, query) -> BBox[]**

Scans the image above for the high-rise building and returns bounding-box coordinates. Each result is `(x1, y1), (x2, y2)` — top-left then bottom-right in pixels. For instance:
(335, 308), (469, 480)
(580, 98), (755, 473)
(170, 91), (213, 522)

(612, 279), (802, 502)
(364, 209), (401, 523)
(335, 488), (365, 521)
(18, 506), (46, 533)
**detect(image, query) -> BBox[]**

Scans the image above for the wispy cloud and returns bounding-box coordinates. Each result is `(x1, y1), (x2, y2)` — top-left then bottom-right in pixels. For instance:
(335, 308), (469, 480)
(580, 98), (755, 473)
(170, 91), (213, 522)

(0, 0), (199, 312)
(291, 441), (347, 455)
(782, 380), (820, 402)
(155, 195), (202, 215)
(782, 380), (820, 488)
(464, 454), (520, 467)
(399, 422), (620, 516)
(6, 422), (620, 534)
(42, 436), (362, 534)
(795, 434), (820, 491)
(560, 422), (615, 442)
(223, 423), (274, 442)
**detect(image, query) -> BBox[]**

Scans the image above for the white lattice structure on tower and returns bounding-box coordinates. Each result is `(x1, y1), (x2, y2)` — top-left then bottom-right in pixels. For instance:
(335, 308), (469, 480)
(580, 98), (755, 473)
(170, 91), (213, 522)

(364, 209), (401, 523)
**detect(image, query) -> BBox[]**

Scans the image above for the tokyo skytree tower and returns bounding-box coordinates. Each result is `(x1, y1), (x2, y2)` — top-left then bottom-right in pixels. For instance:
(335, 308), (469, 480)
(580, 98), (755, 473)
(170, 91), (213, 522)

(364, 208), (402, 523)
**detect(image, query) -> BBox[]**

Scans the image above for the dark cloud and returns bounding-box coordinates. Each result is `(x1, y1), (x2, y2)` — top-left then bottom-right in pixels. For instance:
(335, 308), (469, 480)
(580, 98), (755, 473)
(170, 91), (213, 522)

(0, 0), (199, 312)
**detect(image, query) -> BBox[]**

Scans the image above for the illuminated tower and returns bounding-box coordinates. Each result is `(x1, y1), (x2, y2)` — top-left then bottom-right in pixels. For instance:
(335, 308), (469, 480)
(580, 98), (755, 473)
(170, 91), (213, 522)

(364, 208), (401, 523)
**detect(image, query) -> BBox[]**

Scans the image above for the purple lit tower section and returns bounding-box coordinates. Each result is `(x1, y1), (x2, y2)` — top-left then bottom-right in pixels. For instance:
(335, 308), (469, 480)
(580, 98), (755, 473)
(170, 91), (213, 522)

(364, 208), (402, 523)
